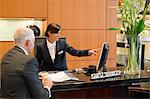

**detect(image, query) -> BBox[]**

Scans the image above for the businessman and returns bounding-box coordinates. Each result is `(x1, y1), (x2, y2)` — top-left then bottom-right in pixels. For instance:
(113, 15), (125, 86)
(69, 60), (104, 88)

(35, 23), (100, 71)
(1, 27), (53, 99)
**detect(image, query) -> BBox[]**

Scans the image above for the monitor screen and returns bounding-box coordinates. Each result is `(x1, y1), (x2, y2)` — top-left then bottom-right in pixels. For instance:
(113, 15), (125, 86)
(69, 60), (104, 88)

(96, 42), (109, 71)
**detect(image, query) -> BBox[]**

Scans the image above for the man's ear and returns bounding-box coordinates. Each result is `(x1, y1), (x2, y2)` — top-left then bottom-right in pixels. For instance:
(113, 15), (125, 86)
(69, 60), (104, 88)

(25, 40), (30, 47)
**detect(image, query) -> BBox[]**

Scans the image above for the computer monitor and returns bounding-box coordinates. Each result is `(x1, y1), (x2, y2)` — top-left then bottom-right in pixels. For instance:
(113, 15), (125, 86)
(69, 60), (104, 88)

(96, 42), (109, 72)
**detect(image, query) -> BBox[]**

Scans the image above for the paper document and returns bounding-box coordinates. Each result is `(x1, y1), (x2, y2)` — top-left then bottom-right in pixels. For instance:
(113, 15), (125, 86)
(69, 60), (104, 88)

(48, 71), (79, 82)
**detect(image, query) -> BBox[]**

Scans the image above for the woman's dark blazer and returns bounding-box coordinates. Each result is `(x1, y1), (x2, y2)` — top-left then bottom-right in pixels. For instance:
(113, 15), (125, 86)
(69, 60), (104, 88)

(35, 38), (90, 71)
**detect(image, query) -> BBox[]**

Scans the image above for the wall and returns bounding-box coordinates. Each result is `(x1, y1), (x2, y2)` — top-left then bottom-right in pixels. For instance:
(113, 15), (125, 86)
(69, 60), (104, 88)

(0, 41), (14, 60)
(0, 0), (47, 18)
(47, 0), (118, 69)
(0, 0), (118, 70)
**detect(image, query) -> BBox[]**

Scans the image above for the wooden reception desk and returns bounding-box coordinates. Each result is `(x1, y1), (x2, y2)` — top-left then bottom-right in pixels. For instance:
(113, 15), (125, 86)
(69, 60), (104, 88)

(50, 69), (150, 98)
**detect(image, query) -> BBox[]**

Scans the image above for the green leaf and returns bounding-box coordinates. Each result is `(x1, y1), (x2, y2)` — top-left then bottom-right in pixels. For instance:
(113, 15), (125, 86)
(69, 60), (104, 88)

(134, 19), (145, 35)
(108, 28), (121, 30)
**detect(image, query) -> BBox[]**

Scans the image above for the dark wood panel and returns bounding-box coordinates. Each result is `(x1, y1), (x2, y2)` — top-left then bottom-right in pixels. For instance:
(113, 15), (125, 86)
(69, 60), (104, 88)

(0, 0), (47, 18)
(106, 0), (118, 28)
(0, 0), (118, 70)
(67, 59), (97, 70)
(106, 59), (116, 68)
(48, 0), (106, 29)
(61, 30), (105, 50)
(0, 41), (14, 60)
(51, 70), (150, 98)
(106, 31), (116, 59)
(60, 30), (105, 61)
(67, 59), (116, 70)
(52, 86), (129, 99)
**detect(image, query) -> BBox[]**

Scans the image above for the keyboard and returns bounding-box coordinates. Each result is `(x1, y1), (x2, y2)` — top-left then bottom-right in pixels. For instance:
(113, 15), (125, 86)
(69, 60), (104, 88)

(91, 70), (121, 80)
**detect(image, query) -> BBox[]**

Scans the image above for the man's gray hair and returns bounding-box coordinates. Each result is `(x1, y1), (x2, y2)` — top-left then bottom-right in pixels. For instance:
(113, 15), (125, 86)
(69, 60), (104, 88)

(14, 27), (35, 46)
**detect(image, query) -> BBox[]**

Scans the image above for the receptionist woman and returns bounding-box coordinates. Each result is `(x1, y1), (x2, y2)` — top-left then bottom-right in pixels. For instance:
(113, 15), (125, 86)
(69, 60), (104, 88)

(35, 23), (99, 71)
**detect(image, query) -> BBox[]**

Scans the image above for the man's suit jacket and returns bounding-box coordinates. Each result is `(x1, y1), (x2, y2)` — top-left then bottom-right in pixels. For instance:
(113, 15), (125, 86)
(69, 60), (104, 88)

(35, 38), (90, 71)
(1, 46), (49, 99)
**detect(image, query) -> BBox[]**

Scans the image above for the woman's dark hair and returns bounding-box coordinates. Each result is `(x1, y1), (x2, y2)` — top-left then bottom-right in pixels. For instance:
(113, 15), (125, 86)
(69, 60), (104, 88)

(45, 23), (61, 37)
(27, 25), (41, 36)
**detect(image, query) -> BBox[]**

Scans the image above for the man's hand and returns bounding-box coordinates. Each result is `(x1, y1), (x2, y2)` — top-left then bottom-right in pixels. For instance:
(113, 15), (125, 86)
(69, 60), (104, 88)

(88, 48), (101, 55)
(42, 78), (53, 89)
(38, 72), (53, 89)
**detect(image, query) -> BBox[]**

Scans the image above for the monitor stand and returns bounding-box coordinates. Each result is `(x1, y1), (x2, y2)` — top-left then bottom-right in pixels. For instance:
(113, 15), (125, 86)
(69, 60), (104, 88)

(101, 65), (108, 72)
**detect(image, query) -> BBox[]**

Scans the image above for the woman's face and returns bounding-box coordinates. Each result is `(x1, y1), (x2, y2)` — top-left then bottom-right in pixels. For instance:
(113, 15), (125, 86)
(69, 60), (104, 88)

(48, 32), (60, 42)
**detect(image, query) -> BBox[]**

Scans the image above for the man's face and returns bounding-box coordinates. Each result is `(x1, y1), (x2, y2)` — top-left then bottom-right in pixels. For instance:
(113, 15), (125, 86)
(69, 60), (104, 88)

(48, 32), (60, 42)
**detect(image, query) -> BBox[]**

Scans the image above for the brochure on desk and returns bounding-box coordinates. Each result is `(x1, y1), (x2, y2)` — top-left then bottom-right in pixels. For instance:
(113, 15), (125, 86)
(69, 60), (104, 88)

(48, 71), (79, 82)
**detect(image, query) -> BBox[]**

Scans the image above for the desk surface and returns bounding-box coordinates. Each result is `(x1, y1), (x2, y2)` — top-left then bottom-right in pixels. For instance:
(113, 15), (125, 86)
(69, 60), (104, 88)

(51, 70), (150, 92)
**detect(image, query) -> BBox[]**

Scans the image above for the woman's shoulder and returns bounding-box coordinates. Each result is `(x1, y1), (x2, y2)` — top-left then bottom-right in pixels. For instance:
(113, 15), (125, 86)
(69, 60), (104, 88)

(36, 39), (46, 48)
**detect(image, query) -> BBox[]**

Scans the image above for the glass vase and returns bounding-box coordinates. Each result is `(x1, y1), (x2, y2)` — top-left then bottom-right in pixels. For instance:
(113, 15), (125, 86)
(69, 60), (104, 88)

(124, 35), (141, 75)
